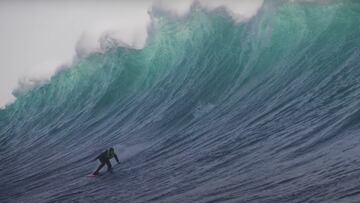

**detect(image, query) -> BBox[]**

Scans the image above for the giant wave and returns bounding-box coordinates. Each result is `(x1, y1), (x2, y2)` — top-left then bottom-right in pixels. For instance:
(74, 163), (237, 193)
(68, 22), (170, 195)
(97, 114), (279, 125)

(1, 1), (360, 202)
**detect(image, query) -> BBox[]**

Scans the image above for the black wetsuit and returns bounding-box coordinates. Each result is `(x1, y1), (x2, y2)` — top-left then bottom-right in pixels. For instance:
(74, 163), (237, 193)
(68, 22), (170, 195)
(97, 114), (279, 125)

(93, 150), (119, 175)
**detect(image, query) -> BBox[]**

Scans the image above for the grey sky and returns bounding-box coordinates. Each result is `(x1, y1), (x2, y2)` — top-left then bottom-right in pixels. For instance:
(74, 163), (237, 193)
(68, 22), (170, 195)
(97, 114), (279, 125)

(0, 1), (153, 108)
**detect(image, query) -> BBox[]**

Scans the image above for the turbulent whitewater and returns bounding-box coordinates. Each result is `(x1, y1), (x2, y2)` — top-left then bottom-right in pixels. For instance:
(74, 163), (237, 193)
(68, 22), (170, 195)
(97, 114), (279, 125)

(1, 1), (360, 202)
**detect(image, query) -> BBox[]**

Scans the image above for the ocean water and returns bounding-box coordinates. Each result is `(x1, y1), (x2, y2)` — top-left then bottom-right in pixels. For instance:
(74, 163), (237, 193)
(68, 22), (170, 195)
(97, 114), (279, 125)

(1, 1), (360, 202)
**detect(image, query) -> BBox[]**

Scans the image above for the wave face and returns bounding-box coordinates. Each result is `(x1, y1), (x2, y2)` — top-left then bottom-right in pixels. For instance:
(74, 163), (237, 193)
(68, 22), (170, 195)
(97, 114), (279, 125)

(1, 1), (360, 202)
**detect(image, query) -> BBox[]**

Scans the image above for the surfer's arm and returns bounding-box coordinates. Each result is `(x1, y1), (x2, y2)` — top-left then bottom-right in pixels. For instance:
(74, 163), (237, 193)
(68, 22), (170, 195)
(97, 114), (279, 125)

(93, 154), (101, 161)
(114, 154), (120, 163)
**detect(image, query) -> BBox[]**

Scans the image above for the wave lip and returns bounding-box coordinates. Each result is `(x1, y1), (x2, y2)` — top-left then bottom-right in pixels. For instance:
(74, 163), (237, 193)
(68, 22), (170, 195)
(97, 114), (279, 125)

(0, 0), (264, 109)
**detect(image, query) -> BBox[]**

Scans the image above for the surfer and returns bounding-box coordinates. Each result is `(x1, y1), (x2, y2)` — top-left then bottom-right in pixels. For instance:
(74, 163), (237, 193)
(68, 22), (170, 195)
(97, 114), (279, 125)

(92, 147), (120, 175)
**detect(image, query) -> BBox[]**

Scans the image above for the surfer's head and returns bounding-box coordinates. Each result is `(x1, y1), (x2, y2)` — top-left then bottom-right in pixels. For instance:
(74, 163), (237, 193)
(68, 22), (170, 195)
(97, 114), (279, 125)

(109, 147), (114, 153)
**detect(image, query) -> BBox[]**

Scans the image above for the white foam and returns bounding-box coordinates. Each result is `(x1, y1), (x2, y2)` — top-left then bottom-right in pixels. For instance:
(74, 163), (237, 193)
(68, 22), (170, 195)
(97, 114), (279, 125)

(199, 0), (264, 23)
(152, 0), (194, 17)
